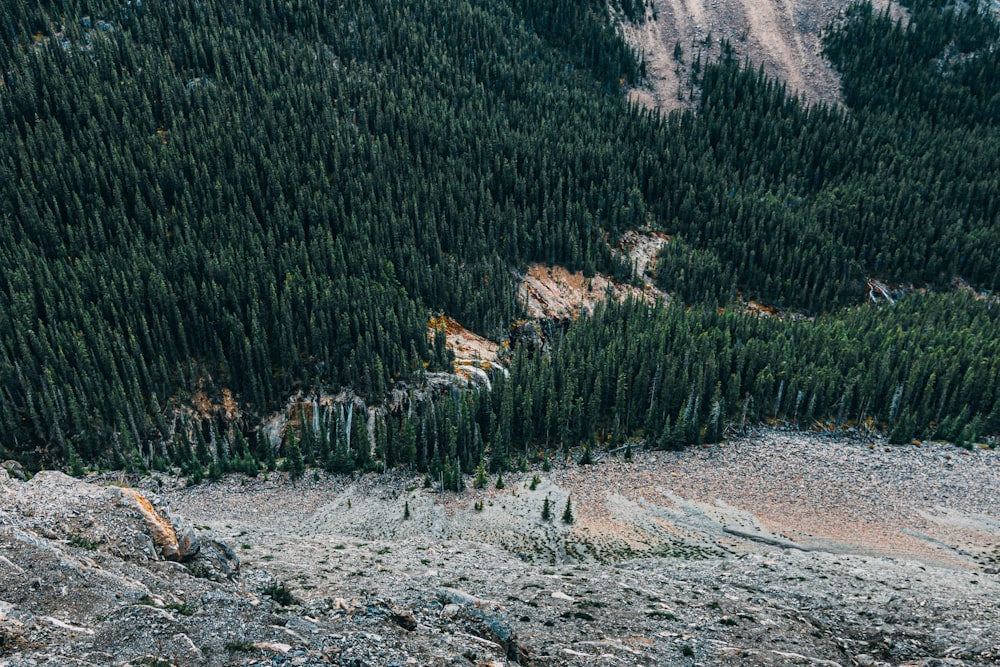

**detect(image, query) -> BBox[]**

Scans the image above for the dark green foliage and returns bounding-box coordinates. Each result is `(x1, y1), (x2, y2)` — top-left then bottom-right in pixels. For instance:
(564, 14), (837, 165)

(474, 461), (489, 490)
(403, 501), (411, 521)
(399, 291), (999, 461)
(0, 0), (997, 474)
(281, 434), (305, 482)
(0, 0), (634, 469)
(542, 496), (552, 521)
(67, 443), (85, 478)
(562, 496), (574, 524)
(262, 582), (295, 607)
(68, 534), (99, 550)
(495, 472), (505, 489)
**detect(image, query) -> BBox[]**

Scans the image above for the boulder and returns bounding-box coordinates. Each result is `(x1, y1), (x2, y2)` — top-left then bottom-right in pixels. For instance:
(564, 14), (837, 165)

(2, 460), (26, 481)
(117, 487), (187, 560)
(176, 523), (201, 559)
(186, 539), (240, 581)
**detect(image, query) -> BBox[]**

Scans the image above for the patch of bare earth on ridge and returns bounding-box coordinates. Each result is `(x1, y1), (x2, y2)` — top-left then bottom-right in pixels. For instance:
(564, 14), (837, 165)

(620, 0), (908, 111)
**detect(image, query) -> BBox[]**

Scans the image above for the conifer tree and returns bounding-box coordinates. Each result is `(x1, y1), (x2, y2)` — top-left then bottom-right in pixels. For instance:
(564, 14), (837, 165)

(562, 496), (574, 524)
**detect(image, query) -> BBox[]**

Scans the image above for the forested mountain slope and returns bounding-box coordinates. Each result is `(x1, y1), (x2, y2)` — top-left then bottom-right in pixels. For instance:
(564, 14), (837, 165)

(0, 0), (998, 476)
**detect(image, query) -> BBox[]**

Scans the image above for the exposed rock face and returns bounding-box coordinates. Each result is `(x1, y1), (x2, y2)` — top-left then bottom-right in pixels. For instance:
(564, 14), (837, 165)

(0, 472), (250, 666)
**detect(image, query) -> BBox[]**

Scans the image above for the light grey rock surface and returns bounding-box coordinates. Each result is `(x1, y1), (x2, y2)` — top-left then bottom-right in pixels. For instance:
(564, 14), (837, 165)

(1, 431), (997, 666)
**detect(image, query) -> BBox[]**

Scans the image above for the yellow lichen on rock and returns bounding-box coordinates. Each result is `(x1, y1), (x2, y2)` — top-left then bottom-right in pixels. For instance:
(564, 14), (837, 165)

(118, 488), (181, 560)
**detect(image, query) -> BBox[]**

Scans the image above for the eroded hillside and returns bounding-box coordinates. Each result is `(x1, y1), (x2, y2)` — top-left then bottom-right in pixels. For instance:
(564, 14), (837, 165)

(622, 0), (906, 110)
(3, 432), (998, 665)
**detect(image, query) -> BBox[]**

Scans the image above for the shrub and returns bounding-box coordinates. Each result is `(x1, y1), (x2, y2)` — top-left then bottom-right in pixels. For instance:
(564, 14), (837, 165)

(262, 582), (295, 606)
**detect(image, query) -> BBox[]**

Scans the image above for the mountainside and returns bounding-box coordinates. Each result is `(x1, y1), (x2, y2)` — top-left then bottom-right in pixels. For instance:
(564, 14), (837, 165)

(1, 0), (999, 480)
(4, 0), (1000, 664)
(2, 432), (999, 666)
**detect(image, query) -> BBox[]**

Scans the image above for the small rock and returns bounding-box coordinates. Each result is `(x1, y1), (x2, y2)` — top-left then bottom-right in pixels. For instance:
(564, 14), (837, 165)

(285, 616), (318, 634)
(390, 607), (417, 631)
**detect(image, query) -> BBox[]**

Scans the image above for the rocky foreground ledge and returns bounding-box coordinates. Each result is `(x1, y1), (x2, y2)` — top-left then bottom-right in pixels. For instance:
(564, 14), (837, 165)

(1, 433), (999, 666)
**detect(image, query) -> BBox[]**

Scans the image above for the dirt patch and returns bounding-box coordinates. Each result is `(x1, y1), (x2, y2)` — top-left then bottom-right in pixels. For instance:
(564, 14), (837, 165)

(519, 263), (664, 321)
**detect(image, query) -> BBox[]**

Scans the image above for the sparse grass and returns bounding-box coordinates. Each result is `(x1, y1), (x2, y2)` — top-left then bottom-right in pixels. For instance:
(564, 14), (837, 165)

(262, 582), (295, 606)
(135, 658), (172, 667)
(165, 602), (195, 616)
(68, 534), (99, 550)
(224, 640), (256, 652)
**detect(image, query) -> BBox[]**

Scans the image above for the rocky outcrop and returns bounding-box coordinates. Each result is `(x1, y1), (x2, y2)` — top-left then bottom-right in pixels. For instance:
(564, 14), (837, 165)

(117, 487), (196, 560)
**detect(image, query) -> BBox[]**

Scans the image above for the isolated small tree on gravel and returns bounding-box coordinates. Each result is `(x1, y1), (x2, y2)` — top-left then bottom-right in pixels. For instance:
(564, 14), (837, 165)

(562, 496), (574, 524)
(282, 434), (305, 482)
(542, 496), (552, 521)
(474, 461), (488, 489)
(495, 472), (505, 489)
(403, 501), (411, 520)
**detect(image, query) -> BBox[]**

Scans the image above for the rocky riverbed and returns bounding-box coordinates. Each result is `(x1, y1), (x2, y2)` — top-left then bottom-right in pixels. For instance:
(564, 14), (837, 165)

(1, 430), (998, 666)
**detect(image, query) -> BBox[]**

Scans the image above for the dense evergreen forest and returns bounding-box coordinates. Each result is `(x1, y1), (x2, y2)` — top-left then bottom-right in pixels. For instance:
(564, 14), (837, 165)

(0, 0), (997, 477)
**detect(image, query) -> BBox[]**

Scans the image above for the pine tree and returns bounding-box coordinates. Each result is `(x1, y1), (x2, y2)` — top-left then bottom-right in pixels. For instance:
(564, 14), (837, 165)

(542, 496), (552, 521)
(562, 496), (574, 524)
(67, 443), (85, 478)
(474, 460), (489, 489)
(283, 430), (305, 482)
(404, 501), (411, 520)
